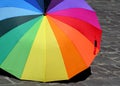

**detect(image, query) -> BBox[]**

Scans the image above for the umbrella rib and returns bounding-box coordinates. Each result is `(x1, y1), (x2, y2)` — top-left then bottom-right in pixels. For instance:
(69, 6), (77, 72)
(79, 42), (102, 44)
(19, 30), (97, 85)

(47, 14), (101, 30)
(47, 15), (99, 67)
(0, 15), (41, 37)
(48, 15), (102, 46)
(24, 0), (44, 13)
(46, 8), (100, 29)
(0, 0), (42, 13)
(47, 16), (89, 77)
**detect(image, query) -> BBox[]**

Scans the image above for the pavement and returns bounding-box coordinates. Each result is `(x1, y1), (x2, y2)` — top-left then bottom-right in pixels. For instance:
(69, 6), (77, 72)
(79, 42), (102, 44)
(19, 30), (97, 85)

(0, 0), (120, 86)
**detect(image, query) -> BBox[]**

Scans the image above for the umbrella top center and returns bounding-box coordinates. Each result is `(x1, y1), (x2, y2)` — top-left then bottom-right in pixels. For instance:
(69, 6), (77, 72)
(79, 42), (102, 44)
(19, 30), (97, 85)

(43, 13), (47, 16)
(44, 0), (51, 13)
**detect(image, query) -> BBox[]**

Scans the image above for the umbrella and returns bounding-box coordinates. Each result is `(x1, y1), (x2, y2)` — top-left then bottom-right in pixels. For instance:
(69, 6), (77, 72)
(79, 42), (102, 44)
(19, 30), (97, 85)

(0, 0), (102, 82)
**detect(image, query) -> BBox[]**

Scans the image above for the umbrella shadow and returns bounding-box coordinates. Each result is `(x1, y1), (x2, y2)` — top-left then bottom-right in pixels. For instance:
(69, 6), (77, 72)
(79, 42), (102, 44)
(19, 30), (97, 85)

(0, 67), (91, 83)
(53, 67), (92, 83)
(0, 68), (18, 79)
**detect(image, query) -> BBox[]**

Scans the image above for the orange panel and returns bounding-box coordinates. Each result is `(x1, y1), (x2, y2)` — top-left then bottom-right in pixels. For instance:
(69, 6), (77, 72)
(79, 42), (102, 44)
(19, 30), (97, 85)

(47, 16), (87, 78)
(47, 15), (100, 67)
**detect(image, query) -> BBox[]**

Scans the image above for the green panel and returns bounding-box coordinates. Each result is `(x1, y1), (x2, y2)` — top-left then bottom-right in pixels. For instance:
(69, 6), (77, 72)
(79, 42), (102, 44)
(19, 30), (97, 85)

(0, 16), (42, 64)
(1, 16), (43, 78)
(0, 15), (41, 37)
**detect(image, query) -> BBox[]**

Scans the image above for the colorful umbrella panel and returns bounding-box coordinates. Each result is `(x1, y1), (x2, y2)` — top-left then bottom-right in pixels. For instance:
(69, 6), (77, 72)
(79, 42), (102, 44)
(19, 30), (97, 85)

(0, 0), (102, 82)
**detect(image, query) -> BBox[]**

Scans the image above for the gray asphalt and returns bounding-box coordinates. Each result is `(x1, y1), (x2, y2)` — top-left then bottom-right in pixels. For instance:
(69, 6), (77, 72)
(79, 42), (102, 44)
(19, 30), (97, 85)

(0, 0), (120, 86)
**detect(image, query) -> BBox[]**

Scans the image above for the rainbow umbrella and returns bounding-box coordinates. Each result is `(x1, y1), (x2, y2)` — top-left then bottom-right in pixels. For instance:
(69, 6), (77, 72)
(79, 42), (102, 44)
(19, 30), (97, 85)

(0, 0), (102, 82)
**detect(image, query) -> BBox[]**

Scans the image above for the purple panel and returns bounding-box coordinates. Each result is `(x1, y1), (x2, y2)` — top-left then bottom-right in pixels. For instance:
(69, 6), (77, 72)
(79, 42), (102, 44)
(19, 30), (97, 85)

(46, 0), (63, 11)
(47, 0), (94, 13)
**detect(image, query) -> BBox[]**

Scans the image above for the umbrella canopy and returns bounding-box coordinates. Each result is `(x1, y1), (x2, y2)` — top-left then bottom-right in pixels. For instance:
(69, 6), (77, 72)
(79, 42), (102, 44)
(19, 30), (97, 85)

(0, 0), (102, 82)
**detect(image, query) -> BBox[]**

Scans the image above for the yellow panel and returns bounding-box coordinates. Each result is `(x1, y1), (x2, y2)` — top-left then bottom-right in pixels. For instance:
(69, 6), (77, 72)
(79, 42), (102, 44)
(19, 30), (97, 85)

(44, 17), (68, 82)
(21, 17), (46, 81)
(21, 17), (68, 82)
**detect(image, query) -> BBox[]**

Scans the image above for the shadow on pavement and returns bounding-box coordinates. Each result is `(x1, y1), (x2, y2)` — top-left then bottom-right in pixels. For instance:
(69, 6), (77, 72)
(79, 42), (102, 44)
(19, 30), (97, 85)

(0, 67), (91, 83)
(0, 68), (18, 79)
(54, 67), (91, 83)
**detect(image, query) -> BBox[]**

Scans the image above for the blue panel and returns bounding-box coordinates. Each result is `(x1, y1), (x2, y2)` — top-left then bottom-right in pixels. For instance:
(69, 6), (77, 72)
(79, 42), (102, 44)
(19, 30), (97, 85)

(0, 7), (41, 20)
(24, 0), (44, 12)
(0, 0), (43, 13)
(36, 0), (44, 10)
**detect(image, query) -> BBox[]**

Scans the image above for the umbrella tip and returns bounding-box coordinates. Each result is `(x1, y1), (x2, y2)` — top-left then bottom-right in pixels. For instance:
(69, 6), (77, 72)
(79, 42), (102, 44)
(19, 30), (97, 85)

(43, 13), (47, 16)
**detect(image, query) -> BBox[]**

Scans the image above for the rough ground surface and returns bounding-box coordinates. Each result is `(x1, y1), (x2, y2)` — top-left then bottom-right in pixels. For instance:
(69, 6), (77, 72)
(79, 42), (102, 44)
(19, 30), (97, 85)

(0, 0), (120, 86)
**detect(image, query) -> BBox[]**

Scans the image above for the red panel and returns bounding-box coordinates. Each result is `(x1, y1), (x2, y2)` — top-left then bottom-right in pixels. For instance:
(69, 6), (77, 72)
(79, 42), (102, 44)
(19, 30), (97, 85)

(48, 14), (102, 49)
